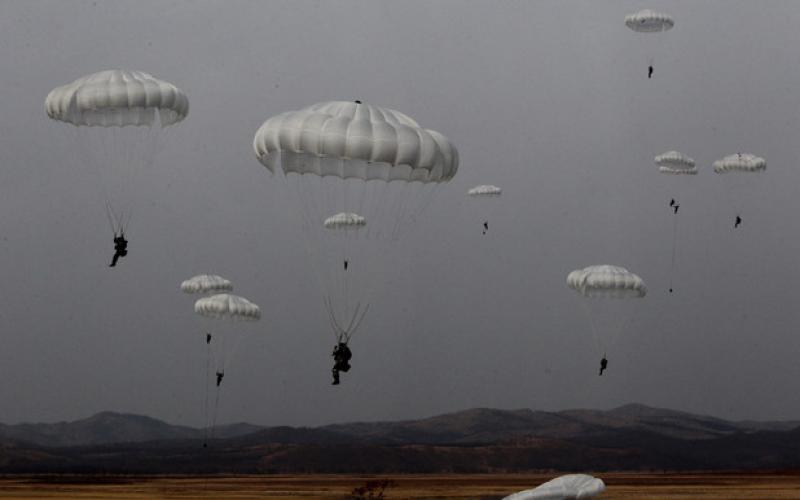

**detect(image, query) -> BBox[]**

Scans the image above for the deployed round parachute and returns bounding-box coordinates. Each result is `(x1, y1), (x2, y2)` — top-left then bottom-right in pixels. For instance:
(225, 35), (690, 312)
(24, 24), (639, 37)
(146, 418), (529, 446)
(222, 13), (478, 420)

(713, 153), (766, 174)
(254, 100), (457, 351)
(503, 474), (605, 500)
(324, 212), (366, 230)
(655, 151), (696, 293)
(624, 9), (674, 79)
(45, 69), (188, 237)
(194, 293), (260, 444)
(568, 265), (646, 359)
(713, 153), (766, 229)
(181, 274), (234, 295)
(195, 293), (261, 321)
(625, 9), (674, 32)
(468, 184), (502, 197)
(656, 151), (696, 175)
(468, 185), (502, 235)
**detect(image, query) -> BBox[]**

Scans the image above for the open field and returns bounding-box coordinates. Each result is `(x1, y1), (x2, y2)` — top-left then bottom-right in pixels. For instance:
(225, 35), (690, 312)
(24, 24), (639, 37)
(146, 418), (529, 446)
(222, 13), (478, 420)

(0, 473), (799, 499)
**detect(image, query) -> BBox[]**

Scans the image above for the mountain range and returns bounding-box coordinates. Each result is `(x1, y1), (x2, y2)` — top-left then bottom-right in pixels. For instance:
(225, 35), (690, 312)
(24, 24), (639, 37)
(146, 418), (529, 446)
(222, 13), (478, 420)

(1, 404), (798, 473)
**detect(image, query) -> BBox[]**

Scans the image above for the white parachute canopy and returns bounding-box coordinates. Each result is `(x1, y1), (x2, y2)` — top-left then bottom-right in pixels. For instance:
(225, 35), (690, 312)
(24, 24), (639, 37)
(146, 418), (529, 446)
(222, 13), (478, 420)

(625, 9), (674, 33)
(45, 69), (189, 127)
(45, 70), (188, 235)
(655, 151), (697, 175)
(713, 153), (767, 224)
(567, 265), (647, 299)
(568, 265), (646, 355)
(713, 153), (766, 174)
(503, 474), (606, 500)
(468, 184), (502, 197)
(253, 100), (458, 343)
(324, 212), (366, 230)
(181, 275), (233, 294)
(254, 100), (458, 182)
(195, 294), (261, 321)
(193, 293), (261, 375)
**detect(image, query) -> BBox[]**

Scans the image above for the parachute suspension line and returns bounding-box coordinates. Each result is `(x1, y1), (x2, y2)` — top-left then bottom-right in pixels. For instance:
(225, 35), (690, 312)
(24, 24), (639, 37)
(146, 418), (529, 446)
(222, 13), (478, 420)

(669, 212), (679, 293)
(608, 313), (635, 353)
(324, 295), (346, 341)
(210, 384), (222, 442)
(104, 200), (119, 235)
(579, 300), (603, 355)
(343, 302), (370, 343)
(202, 336), (212, 447)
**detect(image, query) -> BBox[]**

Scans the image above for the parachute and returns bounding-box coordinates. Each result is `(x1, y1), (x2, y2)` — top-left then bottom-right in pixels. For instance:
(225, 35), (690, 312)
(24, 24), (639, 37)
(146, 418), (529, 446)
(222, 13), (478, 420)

(624, 9), (674, 33)
(624, 9), (674, 79)
(713, 153), (766, 174)
(45, 69), (188, 238)
(655, 151), (696, 175)
(503, 474), (605, 500)
(468, 185), (502, 235)
(194, 293), (260, 443)
(181, 274), (234, 445)
(713, 153), (766, 229)
(468, 185), (502, 196)
(655, 151), (696, 293)
(254, 100), (457, 354)
(181, 274), (234, 295)
(324, 212), (366, 230)
(568, 265), (646, 361)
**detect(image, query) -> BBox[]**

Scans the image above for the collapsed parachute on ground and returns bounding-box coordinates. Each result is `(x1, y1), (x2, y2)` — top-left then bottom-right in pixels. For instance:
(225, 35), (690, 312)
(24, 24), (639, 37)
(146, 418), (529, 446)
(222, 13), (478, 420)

(254, 101), (457, 354)
(181, 274), (234, 294)
(655, 151), (697, 175)
(503, 474), (606, 500)
(45, 70), (188, 239)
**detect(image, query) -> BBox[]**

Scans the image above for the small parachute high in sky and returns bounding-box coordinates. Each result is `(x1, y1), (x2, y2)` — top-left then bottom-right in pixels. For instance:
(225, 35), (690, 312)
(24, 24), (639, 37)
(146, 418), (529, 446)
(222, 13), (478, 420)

(254, 100), (457, 374)
(468, 185), (502, 235)
(625, 9), (674, 79)
(181, 274), (234, 295)
(194, 293), (260, 443)
(45, 70), (188, 248)
(655, 151), (697, 293)
(503, 474), (606, 500)
(713, 153), (766, 229)
(568, 265), (646, 371)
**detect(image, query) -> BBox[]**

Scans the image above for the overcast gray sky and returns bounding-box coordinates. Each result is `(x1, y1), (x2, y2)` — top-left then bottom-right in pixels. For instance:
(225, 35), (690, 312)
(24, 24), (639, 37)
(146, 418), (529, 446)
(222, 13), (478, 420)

(1, 0), (800, 427)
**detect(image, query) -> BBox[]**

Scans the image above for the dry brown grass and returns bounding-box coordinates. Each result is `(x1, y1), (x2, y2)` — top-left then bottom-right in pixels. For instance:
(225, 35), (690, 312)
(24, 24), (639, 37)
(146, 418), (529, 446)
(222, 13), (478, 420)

(0, 473), (798, 499)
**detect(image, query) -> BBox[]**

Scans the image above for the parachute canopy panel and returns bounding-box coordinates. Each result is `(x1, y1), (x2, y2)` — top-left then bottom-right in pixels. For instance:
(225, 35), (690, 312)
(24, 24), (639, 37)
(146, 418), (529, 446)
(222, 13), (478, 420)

(181, 275), (233, 294)
(324, 212), (366, 230)
(625, 9), (674, 33)
(655, 151), (697, 175)
(45, 69), (189, 127)
(253, 100), (458, 183)
(713, 153), (766, 174)
(503, 474), (606, 500)
(194, 294), (261, 321)
(567, 265), (647, 299)
(468, 184), (502, 197)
